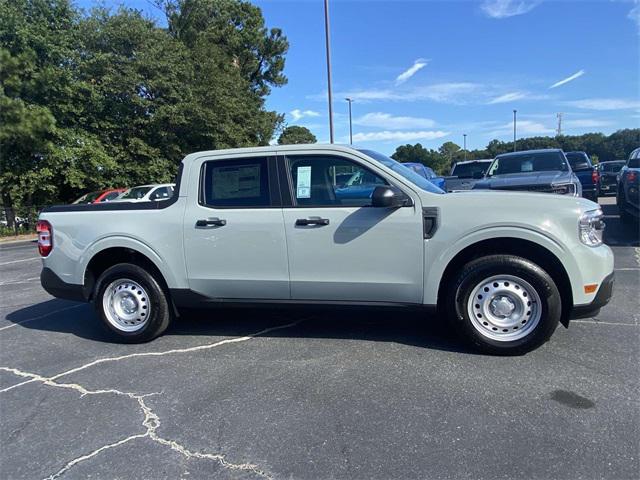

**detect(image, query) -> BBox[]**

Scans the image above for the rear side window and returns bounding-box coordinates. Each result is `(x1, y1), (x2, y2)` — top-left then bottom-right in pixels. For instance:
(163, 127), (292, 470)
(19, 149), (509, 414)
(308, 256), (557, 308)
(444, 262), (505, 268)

(202, 158), (270, 207)
(101, 191), (121, 202)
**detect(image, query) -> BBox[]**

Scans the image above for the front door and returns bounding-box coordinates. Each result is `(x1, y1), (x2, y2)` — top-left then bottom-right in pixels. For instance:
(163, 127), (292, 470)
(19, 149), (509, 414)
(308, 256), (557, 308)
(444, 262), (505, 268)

(183, 155), (289, 300)
(281, 153), (424, 304)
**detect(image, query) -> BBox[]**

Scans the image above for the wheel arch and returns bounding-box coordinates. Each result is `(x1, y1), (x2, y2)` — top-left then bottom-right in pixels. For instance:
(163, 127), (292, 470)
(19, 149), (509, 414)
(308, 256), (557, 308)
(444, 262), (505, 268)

(83, 244), (172, 302)
(436, 237), (573, 327)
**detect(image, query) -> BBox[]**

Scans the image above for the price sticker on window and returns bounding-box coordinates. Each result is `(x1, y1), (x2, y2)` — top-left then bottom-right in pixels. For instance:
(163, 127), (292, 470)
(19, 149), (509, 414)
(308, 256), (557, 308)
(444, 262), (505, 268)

(296, 166), (311, 198)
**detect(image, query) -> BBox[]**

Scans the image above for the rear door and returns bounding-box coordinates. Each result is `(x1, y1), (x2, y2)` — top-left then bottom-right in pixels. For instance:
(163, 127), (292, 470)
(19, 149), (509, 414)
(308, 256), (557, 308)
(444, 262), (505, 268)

(279, 151), (424, 304)
(183, 154), (289, 300)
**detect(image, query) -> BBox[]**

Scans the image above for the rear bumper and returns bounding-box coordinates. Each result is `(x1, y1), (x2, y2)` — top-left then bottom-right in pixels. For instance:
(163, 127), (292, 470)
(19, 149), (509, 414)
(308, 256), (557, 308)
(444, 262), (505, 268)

(41, 267), (87, 302)
(569, 272), (614, 320)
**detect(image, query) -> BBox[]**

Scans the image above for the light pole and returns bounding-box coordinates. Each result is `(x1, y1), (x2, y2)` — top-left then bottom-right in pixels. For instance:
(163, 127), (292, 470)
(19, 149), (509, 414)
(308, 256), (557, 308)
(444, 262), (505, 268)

(323, 0), (334, 143)
(345, 98), (354, 144)
(513, 109), (517, 152)
(463, 134), (467, 160)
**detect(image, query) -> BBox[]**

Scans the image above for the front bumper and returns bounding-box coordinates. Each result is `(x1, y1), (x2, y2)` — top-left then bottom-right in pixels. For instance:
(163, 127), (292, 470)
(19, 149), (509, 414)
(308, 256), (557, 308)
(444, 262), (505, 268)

(569, 272), (615, 319)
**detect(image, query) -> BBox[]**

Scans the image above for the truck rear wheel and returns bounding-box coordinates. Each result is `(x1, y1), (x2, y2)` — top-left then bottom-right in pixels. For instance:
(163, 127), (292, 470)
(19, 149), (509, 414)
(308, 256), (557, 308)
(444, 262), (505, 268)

(446, 255), (561, 355)
(94, 263), (172, 343)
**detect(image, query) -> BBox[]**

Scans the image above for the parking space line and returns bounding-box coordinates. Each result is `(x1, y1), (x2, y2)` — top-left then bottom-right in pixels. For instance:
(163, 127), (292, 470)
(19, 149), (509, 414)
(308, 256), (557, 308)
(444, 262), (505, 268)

(0, 304), (84, 332)
(0, 257), (39, 266)
(0, 276), (40, 286)
(614, 268), (639, 271)
(572, 320), (637, 326)
(50, 319), (305, 381)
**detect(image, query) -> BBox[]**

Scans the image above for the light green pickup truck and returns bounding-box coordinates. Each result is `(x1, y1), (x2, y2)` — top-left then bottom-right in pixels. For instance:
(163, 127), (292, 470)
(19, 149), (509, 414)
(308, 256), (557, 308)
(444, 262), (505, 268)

(37, 145), (614, 354)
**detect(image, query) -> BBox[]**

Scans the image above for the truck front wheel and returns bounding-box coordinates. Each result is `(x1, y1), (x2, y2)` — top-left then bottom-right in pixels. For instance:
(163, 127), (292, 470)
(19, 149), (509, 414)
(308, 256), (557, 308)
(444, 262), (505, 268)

(446, 255), (561, 355)
(94, 263), (172, 343)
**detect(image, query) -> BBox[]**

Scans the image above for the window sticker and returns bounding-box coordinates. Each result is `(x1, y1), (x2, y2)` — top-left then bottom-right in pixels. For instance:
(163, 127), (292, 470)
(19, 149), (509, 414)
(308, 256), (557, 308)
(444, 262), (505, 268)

(212, 165), (261, 199)
(296, 166), (311, 198)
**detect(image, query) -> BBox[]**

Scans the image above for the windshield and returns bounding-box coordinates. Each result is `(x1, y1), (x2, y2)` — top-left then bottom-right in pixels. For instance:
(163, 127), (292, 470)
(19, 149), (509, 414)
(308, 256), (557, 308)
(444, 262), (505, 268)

(600, 162), (625, 172)
(358, 149), (445, 194)
(120, 186), (153, 199)
(488, 152), (568, 177)
(72, 191), (101, 204)
(452, 161), (491, 178)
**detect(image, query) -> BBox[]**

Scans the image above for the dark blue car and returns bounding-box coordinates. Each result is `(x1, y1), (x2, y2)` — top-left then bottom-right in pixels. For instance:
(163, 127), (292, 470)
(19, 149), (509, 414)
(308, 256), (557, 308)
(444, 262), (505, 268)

(402, 162), (446, 190)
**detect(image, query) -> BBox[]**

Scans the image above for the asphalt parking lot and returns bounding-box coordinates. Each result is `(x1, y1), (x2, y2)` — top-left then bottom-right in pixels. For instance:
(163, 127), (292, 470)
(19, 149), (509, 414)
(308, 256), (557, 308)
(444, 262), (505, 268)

(1, 197), (638, 480)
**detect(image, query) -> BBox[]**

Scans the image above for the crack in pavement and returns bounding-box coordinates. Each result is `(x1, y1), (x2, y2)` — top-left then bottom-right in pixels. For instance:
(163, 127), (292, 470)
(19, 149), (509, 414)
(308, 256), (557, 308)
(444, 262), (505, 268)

(1, 320), (305, 479)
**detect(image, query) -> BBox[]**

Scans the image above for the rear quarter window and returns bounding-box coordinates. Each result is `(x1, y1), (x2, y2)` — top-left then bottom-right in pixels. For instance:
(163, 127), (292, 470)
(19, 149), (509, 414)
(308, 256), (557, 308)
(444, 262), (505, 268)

(202, 158), (271, 207)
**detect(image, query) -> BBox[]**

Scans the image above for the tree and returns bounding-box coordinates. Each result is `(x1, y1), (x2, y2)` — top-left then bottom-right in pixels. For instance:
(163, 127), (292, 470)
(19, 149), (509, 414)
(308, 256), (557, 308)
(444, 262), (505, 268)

(391, 143), (449, 174)
(0, 0), (290, 217)
(277, 125), (316, 145)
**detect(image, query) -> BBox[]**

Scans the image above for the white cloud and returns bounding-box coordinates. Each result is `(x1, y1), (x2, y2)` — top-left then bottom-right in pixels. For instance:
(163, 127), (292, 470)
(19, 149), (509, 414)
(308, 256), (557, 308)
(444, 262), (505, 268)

(487, 91), (527, 104)
(290, 109), (320, 121)
(629, 1), (640, 33)
(564, 98), (640, 110)
(395, 58), (429, 85)
(481, 0), (541, 19)
(354, 112), (436, 130)
(321, 82), (482, 104)
(490, 120), (554, 136)
(352, 130), (450, 143)
(549, 70), (585, 89)
(563, 119), (612, 129)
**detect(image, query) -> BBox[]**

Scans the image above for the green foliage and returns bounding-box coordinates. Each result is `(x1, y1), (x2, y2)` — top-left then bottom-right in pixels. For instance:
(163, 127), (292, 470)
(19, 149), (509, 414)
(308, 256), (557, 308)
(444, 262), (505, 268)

(277, 125), (317, 145)
(0, 0), (288, 224)
(393, 129), (640, 176)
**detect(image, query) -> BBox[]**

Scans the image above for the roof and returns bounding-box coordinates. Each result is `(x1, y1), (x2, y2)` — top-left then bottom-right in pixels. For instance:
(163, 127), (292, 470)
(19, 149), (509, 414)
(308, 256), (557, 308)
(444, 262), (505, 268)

(453, 159), (493, 165)
(496, 148), (562, 158)
(183, 143), (366, 162)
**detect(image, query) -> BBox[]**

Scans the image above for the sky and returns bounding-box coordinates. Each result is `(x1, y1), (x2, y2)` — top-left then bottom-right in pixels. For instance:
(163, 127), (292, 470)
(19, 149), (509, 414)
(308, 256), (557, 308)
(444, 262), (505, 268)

(77, 0), (640, 155)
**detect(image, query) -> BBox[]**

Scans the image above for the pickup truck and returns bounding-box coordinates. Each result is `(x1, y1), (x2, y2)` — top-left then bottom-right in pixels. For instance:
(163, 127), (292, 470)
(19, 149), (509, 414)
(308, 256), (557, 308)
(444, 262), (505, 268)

(444, 159), (493, 192)
(617, 147), (640, 223)
(37, 145), (614, 355)
(565, 151), (599, 201)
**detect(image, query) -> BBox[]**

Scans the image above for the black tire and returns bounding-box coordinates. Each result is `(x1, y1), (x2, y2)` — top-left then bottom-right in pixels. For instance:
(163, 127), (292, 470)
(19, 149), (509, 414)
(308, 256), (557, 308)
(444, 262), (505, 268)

(445, 255), (561, 355)
(94, 263), (172, 343)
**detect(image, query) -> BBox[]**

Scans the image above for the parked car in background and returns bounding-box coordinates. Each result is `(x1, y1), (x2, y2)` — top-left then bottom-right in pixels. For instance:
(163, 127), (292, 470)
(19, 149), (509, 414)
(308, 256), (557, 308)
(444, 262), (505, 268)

(402, 162), (446, 190)
(565, 151), (599, 201)
(38, 144), (613, 355)
(444, 159), (493, 192)
(72, 188), (126, 204)
(113, 184), (175, 203)
(597, 160), (626, 196)
(617, 148), (640, 223)
(473, 149), (582, 197)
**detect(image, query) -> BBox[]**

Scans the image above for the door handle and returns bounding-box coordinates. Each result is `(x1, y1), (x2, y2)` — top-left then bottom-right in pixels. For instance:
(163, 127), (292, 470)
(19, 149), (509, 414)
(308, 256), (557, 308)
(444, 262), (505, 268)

(196, 217), (227, 227)
(295, 217), (330, 226)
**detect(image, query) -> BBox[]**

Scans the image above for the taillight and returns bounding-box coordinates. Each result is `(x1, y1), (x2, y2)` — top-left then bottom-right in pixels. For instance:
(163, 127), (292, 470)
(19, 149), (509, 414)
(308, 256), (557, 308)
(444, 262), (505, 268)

(628, 171), (637, 182)
(37, 220), (53, 257)
(592, 170), (599, 184)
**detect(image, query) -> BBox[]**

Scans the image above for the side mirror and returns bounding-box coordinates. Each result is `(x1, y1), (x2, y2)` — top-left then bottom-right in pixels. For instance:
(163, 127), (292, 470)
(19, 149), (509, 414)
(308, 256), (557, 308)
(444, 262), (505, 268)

(371, 186), (410, 208)
(472, 171), (484, 179)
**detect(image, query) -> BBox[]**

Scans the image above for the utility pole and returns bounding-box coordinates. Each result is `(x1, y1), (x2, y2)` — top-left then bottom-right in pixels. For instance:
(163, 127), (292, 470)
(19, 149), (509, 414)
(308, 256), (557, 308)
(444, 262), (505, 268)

(345, 98), (354, 144)
(463, 134), (467, 160)
(323, 0), (334, 143)
(556, 113), (563, 137)
(513, 109), (517, 152)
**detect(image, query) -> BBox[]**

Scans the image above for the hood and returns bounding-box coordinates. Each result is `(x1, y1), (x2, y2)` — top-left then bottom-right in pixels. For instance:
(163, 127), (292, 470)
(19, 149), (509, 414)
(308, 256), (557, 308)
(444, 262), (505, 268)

(474, 170), (573, 189)
(442, 189), (598, 214)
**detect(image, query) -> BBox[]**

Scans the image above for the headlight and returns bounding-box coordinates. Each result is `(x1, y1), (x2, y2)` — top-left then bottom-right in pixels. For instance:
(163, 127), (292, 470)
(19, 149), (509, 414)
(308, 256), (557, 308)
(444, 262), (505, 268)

(579, 209), (605, 247)
(552, 183), (577, 196)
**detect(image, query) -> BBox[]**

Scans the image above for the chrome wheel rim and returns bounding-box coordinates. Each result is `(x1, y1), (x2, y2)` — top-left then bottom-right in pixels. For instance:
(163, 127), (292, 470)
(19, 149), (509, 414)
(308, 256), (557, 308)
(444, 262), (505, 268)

(102, 279), (150, 332)
(467, 275), (541, 342)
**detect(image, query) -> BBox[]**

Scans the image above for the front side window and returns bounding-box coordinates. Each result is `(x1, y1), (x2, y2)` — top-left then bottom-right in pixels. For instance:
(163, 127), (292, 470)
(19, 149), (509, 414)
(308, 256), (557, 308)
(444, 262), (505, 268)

(287, 155), (387, 207)
(121, 186), (153, 200)
(101, 191), (122, 202)
(202, 158), (270, 207)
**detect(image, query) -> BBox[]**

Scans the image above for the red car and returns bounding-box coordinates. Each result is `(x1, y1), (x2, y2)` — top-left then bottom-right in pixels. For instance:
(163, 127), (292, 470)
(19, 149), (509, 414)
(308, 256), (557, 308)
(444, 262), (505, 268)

(72, 188), (126, 204)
